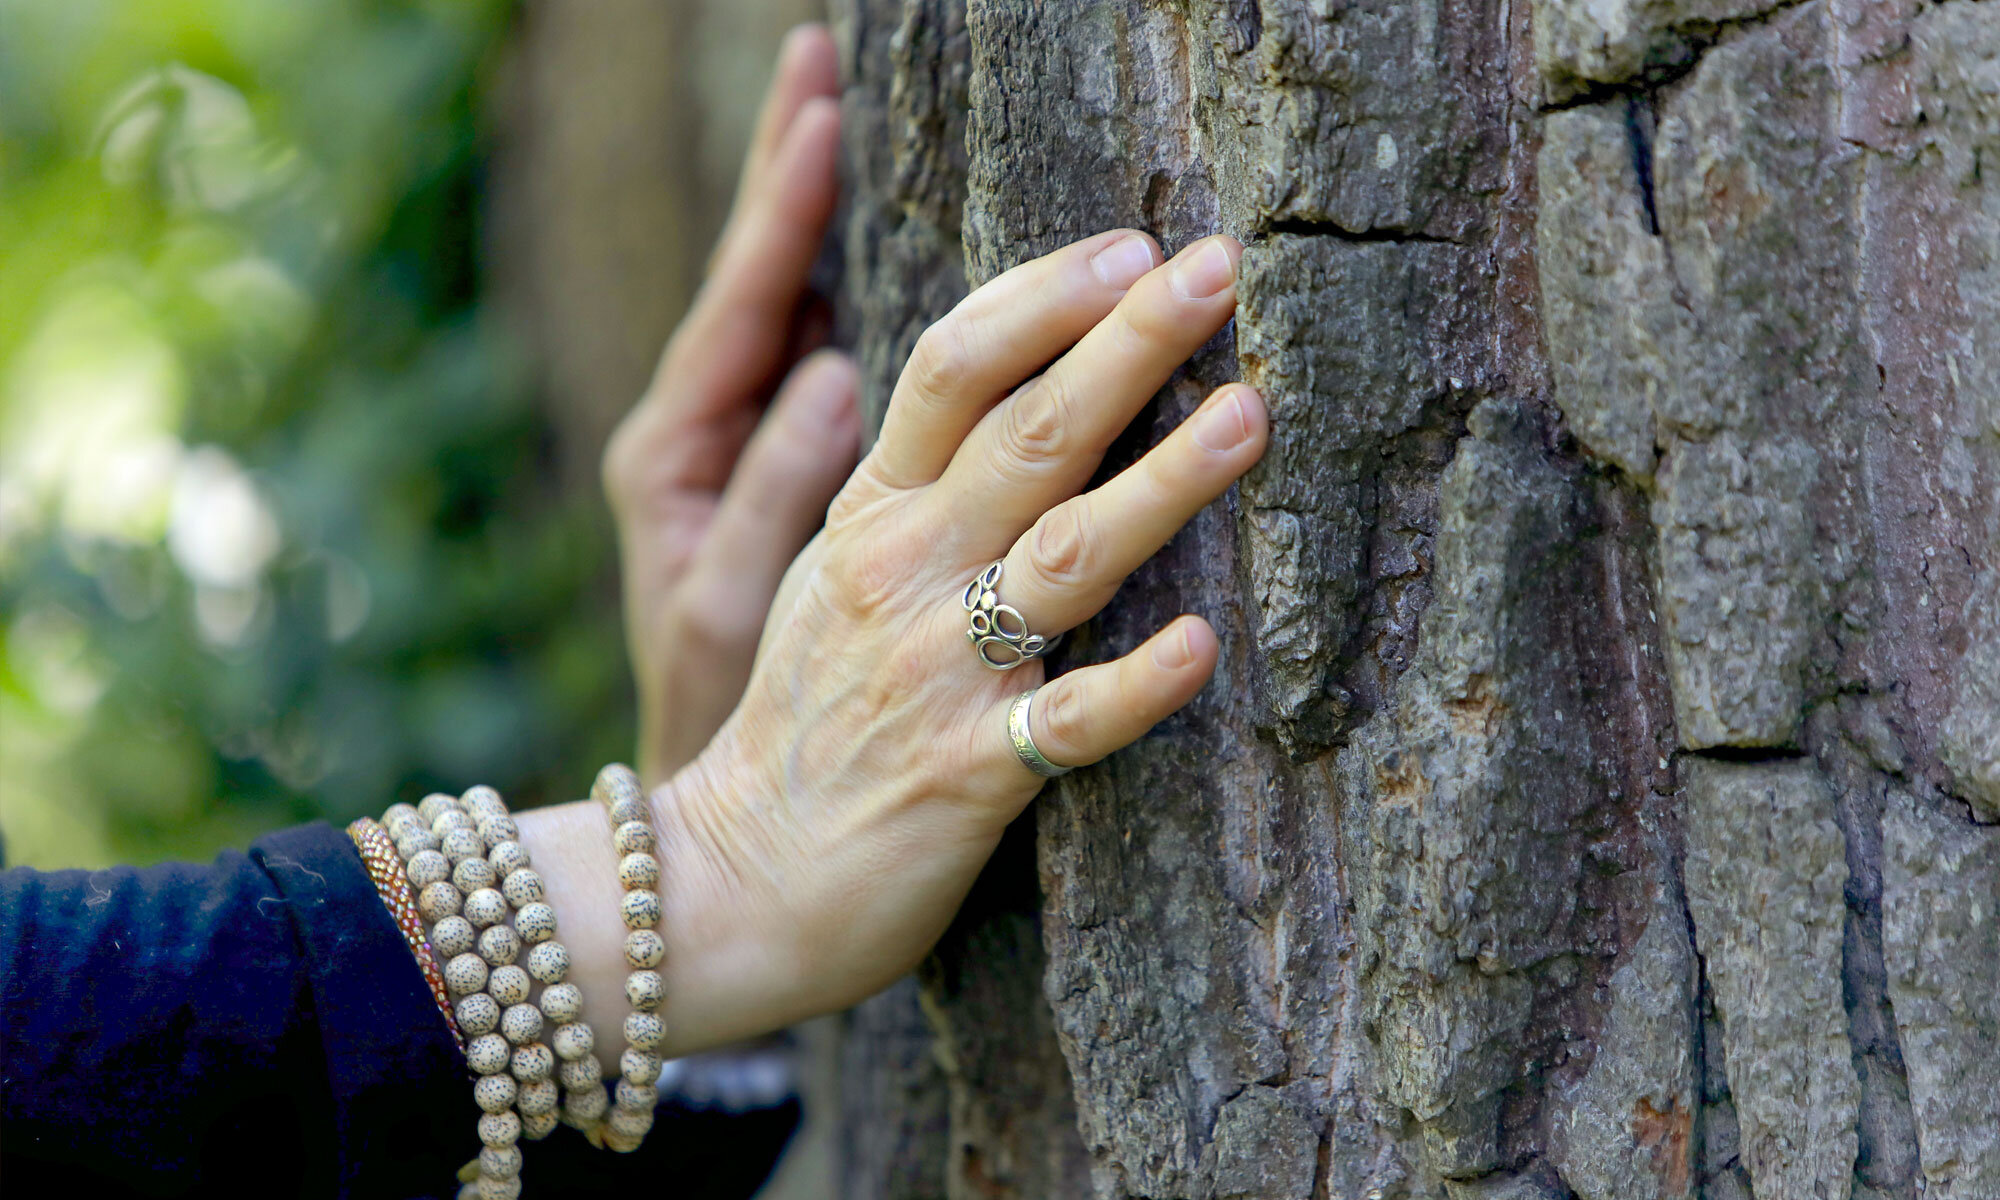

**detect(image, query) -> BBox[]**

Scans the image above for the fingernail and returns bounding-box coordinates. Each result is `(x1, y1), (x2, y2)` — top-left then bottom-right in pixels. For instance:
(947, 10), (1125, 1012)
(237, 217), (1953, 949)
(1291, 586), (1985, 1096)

(1090, 234), (1156, 291)
(1192, 389), (1250, 452)
(1168, 238), (1236, 300)
(1152, 622), (1196, 670)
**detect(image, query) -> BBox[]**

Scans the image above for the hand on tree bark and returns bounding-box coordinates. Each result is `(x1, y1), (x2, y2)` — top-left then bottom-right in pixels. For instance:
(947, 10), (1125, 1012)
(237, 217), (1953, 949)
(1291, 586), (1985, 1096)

(602, 25), (858, 784)
(628, 229), (1267, 1050)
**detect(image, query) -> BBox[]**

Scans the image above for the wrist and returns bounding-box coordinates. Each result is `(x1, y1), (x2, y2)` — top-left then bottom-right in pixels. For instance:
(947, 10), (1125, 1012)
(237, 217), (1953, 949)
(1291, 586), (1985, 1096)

(645, 743), (809, 1052)
(512, 743), (802, 1064)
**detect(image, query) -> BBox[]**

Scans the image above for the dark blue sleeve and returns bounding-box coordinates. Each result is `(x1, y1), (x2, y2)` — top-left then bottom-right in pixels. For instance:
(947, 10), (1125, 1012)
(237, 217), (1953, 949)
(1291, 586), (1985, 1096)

(0, 823), (468, 1198)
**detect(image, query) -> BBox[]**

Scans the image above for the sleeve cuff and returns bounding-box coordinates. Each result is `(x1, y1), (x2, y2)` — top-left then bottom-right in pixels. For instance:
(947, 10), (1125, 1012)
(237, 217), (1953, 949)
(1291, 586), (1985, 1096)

(253, 822), (470, 1197)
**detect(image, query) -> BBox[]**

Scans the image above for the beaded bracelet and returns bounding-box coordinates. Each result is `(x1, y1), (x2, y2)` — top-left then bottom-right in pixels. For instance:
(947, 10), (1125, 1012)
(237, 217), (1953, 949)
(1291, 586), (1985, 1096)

(393, 790), (541, 1200)
(591, 764), (663, 1154)
(375, 767), (664, 1193)
(347, 817), (464, 1050)
(457, 784), (601, 1144)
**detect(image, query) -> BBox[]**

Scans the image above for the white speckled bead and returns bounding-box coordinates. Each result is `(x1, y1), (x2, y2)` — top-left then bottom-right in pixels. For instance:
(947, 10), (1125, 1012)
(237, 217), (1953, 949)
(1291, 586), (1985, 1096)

(405, 848), (450, 889)
(383, 801), (421, 826)
(466, 1034), (511, 1075)
(622, 929), (664, 970)
(614, 1078), (655, 1111)
(524, 940), (568, 985)
(487, 840), (530, 878)
(619, 889), (660, 930)
(417, 792), (461, 823)
(624, 970), (664, 1012)
(611, 820), (654, 856)
(520, 1110), (558, 1141)
(431, 914), (476, 958)
(386, 810), (428, 842)
(477, 924), (521, 966)
(616, 852), (659, 891)
(515, 1077), (558, 1118)
(539, 982), (582, 1023)
(620, 1049), (663, 1086)
(562, 1084), (607, 1123)
(432, 808), (475, 837)
(500, 1002), (543, 1045)
(417, 881), (462, 923)
(451, 855), (496, 894)
(461, 785), (507, 820)
(509, 1041), (553, 1082)
(463, 888), (508, 930)
(455, 992), (500, 1037)
(551, 1022), (594, 1061)
(476, 1174), (522, 1200)
(512, 902), (556, 945)
(500, 868), (544, 907)
(395, 828), (441, 858)
(477, 815), (519, 850)
(603, 1127), (644, 1154)
(607, 796), (648, 827)
(441, 827), (485, 865)
(557, 1054), (603, 1089)
(477, 1110), (520, 1148)
(487, 965), (530, 1006)
(592, 763), (643, 806)
(443, 952), (489, 997)
(473, 1073), (517, 1114)
(478, 1145), (521, 1180)
(622, 1012), (665, 1052)
(607, 1103), (653, 1140)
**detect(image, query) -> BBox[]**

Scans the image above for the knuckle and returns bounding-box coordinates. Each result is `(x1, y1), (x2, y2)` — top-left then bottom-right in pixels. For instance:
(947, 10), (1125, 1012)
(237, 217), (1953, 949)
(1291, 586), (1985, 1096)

(826, 454), (896, 529)
(601, 417), (644, 512)
(1038, 679), (1091, 756)
(1001, 380), (1075, 469)
(745, 422), (818, 489)
(1117, 280), (1182, 347)
(1029, 502), (1096, 588)
(904, 318), (975, 405)
(674, 596), (763, 655)
(829, 536), (909, 620)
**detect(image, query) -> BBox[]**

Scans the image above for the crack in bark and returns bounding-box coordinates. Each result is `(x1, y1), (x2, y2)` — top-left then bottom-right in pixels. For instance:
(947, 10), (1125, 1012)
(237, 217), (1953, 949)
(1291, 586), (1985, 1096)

(1536, 0), (1819, 112)
(1257, 218), (1468, 245)
(1685, 745), (1811, 763)
(1624, 95), (1663, 237)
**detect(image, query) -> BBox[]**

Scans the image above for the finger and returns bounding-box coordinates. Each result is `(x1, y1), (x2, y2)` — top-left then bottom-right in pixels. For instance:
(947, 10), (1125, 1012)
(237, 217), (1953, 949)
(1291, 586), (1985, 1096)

(868, 229), (1163, 490)
(681, 351), (861, 638)
(668, 92), (840, 404)
(992, 616), (1219, 778)
(608, 93), (839, 522)
(931, 235), (1242, 544)
(991, 383), (1265, 635)
(656, 96), (842, 415)
(720, 24), (842, 260)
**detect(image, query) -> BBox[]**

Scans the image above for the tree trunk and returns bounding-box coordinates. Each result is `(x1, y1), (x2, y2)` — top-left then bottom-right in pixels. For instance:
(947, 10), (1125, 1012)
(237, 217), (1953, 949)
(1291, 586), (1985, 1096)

(823, 1), (1999, 1198)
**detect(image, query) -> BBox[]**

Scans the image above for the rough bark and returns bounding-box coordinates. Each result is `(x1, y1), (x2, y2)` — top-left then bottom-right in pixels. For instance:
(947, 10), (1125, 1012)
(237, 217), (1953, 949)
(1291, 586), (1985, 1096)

(825, 1), (1999, 1198)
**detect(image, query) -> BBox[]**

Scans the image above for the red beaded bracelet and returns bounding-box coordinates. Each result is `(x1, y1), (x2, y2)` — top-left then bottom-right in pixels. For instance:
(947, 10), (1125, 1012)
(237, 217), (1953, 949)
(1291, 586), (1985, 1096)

(347, 817), (464, 1050)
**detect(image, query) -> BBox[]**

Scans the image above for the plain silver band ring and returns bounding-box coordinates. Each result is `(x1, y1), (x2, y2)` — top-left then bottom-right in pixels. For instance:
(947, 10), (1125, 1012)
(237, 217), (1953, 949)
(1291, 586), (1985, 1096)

(1008, 690), (1072, 778)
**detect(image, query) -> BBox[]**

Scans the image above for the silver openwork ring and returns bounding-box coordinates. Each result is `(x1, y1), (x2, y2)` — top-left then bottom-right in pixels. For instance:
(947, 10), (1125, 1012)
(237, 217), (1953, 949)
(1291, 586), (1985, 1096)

(962, 560), (1058, 671)
(1008, 689), (1072, 778)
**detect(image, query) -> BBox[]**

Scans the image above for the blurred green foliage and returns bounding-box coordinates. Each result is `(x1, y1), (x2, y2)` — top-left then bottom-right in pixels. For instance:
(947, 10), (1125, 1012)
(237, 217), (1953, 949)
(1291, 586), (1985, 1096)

(0, 0), (633, 868)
